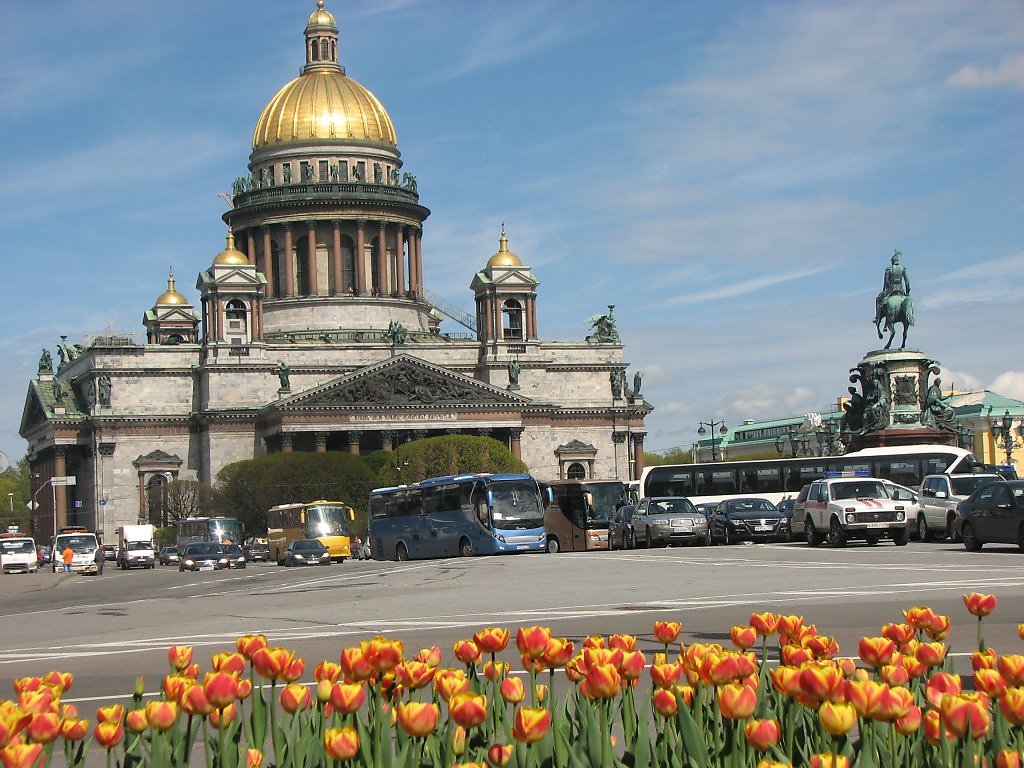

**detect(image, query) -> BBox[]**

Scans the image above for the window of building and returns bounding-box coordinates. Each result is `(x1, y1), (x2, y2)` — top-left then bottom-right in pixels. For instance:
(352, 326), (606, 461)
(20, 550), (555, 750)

(319, 160), (329, 182)
(502, 299), (524, 340)
(567, 463), (586, 480)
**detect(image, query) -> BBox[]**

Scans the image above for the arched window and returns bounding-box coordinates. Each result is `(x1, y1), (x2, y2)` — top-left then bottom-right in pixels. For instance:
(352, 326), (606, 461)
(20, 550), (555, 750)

(321, 40), (329, 61)
(311, 41), (319, 61)
(226, 300), (247, 320)
(502, 298), (524, 340)
(146, 474), (168, 528)
(341, 235), (356, 293)
(567, 463), (586, 480)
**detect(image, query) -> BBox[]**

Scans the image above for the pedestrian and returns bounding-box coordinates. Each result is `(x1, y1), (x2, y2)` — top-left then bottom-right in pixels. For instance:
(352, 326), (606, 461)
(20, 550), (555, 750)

(94, 544), (104, 575)
(62, 545), (74, 573)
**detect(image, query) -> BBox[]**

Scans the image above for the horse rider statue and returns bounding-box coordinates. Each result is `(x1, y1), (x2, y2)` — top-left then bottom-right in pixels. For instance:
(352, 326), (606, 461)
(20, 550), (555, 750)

(874, 249), (915, 349)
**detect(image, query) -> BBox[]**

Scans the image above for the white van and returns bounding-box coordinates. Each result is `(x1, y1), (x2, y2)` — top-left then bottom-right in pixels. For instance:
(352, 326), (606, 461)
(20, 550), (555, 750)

(1, 535), (39, 574)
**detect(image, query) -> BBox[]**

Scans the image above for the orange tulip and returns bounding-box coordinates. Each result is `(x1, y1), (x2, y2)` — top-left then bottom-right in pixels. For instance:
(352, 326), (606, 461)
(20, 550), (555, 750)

(473, 627), (510, 654)
(93, 721), (124, 750)
(769, 666), (804, 700)
(246, 749), (263, 768)
(998, 686), (1024, 726)
(848, 680), (888, 719)
(718, 682), (757, 719)
(962, 592), (997, 617)
(974, 668), (1007, 698)
(396, 701), (438, 738)
(903, 605), (936, 630)
(487, 743), (514, 767)
(651, 688), (678, 717)
(179, 685), (212, 717)
(483, 660), (509, 682)
(744, 719), (780, 751)
(800, 663), (845, 703)
(16, 691), (54, 717)
(582, 646), (623, 671)
(323, 726), (359, 761)
(756, 762), (791, 768)
(776, 614), (804, 641)
(653, 620), (682, 644)
(923, 708), (954, 746)
(95, 705), (124, 725)
(282, 657), (305, 683)
(915, 641), (947, 668)
(564, 654), (587, 683)
(700, 653), (741, 686)
(162, 674), (190, 702)
(858, 636), (896, 668)
(125, 710), (148, 733)
(803, 635), (840, 660)
(818, 701), (857, 735)
(236, 634), (268, 660)
(997, 750), (1023, 768)
(878, 685), (915, 722)
(363, 636), (404, 674)
(924, 614), (951, 641)
(449, 692), (488, 729)
(434, 669), (470, 702)
(650, 662), (683, 690)
(582, 663), (621, 700)
(145, 700), (178, 731)
(582, 635), (606, 649)
(11, 678), (42, 695)
(542, 638), (575, 669)
(609, 634), (637, 651)
(339, 647), (374, 682)
(40, 672), (72, 695)
(516, 627), (552, 661)
(251, 647), (295, 681)
(329, 682), (366, 715)
(809, 755), (850, 768)
(730, 625), (758, 651)
(940, 692), (990, 738)
(59, 718), (89, 741)
(209, 703), (236, 728)
(881, 664), (909, 687)
(780, 644), (814, 667)
(453, 640), (482, 665)
(881, 622), (916, 646)
(500, 677), (525, 704)
(749, 612), (778, 637)
(236, 677), (252, 700)
(511, 706), (550, 744)
(203, 671), (239, 709)
(0, 743), (43, 768)
(997, 655), (1024, 687)
(895, 704), (922, 735)
(415, 646), (442, 668)
(167, 645), (193, 672)
(619, 650), (646, 682)
(280, 684), (312, 714)
(396, 661), (436, 691)
(1018, 623), (1024, 642)
(925, 672), (962, 709)
(972, 648), (997, 671)
(25, 713), (60, 744)
(212, 652), (247, 675)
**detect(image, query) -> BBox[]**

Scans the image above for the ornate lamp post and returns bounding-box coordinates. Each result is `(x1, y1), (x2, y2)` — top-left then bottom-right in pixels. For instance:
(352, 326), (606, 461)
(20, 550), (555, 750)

(775, 427), (811, 458)
(697, 419), (728, 462)
(814, 418), (843, 456)
(990, 410), (1024, 467)
(956, 423), (975, 452)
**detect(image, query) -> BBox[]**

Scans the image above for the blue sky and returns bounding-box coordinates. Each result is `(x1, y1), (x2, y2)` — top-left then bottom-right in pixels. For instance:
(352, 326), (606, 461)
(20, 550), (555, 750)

(1, 0), (1022, 462)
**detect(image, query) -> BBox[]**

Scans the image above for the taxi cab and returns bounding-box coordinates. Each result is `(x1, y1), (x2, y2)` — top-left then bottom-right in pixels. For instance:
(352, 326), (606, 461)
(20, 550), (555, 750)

(802, 472), (909, 548)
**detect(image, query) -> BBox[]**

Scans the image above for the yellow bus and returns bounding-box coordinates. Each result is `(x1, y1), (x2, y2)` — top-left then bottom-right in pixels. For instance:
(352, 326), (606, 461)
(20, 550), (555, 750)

(267, 500), (355, 564)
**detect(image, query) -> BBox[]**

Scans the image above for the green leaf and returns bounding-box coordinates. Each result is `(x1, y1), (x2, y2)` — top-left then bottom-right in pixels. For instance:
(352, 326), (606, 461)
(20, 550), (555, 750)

(673, 697), (709, 768)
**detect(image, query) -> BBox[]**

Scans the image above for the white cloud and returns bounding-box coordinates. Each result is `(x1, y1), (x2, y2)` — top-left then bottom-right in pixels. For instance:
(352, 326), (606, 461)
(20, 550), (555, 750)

(989, 372), (1024, 400)
(946, 53), (1024, 90)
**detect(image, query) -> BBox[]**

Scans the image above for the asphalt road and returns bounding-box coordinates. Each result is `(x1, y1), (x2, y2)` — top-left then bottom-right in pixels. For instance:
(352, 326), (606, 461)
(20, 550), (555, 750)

(1, 540), (1022, 709)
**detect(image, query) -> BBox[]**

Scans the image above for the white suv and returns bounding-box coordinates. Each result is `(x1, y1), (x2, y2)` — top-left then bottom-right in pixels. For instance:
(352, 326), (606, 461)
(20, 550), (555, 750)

(803, 474), (909, 548)
(917, 474), (1004, 542)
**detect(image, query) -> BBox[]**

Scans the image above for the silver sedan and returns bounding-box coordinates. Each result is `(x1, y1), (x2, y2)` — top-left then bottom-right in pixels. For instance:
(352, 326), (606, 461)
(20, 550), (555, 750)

(629, 497), (709, 547)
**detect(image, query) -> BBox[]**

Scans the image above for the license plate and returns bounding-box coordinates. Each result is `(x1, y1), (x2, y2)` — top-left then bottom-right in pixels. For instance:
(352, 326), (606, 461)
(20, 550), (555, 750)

(198, 565), (214, 571)
(516, 545), (529, 550)
(865, 522), (887, 529)
(754, 525), (772, 532)
(679, 525), (692, 532)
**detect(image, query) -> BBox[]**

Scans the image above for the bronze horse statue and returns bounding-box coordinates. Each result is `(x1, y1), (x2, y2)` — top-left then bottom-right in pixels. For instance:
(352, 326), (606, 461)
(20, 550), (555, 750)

(874, 293), (915, 350)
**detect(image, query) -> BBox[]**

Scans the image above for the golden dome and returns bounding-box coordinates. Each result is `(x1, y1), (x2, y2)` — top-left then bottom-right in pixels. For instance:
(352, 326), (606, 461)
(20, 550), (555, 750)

(486, 226), (523, 268)
(213, 232), (249, 266)
(155, 272), (188, 305)
(307, 0), (336, 29)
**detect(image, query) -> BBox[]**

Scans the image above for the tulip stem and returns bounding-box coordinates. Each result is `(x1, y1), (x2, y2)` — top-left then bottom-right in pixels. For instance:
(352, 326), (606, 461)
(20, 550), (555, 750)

(977, 616), (984, 654)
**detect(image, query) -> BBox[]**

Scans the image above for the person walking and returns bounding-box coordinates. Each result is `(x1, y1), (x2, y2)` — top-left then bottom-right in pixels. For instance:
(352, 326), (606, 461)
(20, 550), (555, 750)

(93, 544), (104, 575)
(61, 545), (74, 573)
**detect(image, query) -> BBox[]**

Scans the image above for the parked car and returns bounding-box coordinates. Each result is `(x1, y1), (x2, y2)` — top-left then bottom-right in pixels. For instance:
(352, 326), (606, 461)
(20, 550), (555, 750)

(283, 539), (331, 566)
(157, 546), (180, 565)
(350, 536), (372, 560)
(789, 484), (814, 537)
(694, 502), (719, 519)
(607, 505), (636, 550)
(244, 542), (270, 562)
(224, 543), (247, 569)
(178, 542), (229, 572)
(710, 498), (789, 544)
(803, 475), (909, 547)
(101, 544), (118, 561)
(955, 480), (1024, 551)
(882, 481), (920, 538)
(776, 498), (797, 540)
(918, 473), (1004, 542)
(628, 497), (708, 548)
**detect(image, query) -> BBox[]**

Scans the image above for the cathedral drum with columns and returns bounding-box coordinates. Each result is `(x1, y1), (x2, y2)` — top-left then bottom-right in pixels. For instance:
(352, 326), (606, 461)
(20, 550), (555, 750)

(19, 2), (650, 544)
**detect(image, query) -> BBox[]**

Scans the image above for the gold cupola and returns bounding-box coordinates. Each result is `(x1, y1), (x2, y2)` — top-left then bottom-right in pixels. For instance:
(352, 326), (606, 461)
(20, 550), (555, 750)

(486, 225), (523, 268)
(155, 271), (188, 305)
(251, 1), (397, 149)
(212, 232), (249, 266)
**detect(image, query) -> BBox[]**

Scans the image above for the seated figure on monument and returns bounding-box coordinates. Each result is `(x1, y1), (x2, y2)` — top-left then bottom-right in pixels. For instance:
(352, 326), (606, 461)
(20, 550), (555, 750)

(920, 377), (957, 431)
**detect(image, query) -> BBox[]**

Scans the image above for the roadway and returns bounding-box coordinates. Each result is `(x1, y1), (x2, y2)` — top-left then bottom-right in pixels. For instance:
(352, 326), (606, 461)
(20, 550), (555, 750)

(1, 540), (1022, 708)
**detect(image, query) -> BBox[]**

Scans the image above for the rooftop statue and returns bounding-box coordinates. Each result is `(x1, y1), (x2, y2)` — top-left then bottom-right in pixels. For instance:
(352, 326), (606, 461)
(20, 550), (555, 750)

(586, 305), (621, 344)
(873, 249), (915, 349)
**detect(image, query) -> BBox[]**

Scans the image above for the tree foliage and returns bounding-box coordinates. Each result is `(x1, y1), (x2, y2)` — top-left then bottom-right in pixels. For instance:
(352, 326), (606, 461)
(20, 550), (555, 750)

(0, 456), (32, 534)
(214, 452), (376, 538)
(384, 435), (528, 486)
(163, 480), (217, 524)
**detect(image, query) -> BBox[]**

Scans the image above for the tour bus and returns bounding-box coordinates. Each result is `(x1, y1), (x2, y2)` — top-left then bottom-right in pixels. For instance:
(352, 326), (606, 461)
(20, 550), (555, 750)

(640, 444), (1007, 508)
(175, 517), (244, 550)
(1, 533), (39, 574)
(369, 473), (547, 561)
(540, 479), (627, 553)
(266, 500), (356, 564)
(51, 526), (100, 574)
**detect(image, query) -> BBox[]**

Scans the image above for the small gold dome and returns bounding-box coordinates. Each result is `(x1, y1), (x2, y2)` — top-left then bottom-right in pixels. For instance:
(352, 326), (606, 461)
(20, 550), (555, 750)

(155, 272), (188, 305)
(213, 232), (249, 266)
(307, 0), (336, 29)
(486, 226), (523, 268)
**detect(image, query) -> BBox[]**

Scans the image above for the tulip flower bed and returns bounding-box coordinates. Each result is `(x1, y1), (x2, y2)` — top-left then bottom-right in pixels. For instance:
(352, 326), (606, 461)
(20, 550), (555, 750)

(2, 594), (1023, 768)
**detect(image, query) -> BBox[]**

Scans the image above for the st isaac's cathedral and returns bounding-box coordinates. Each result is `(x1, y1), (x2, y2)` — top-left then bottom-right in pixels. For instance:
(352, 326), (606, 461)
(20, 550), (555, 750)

(20, 2), (650, 542)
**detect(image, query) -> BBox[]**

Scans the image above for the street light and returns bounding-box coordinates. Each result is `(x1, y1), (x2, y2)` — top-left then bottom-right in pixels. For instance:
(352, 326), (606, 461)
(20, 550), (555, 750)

(990, 409), (1024, 467)
(775, 427), (811, 458)
(956, 423), (975, 452)
(814, 418), (843, 456)
(697, 419), (728, 462)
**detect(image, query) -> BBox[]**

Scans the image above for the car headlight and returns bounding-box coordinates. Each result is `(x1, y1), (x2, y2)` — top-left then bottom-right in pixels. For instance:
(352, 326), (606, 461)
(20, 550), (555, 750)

(846, 514), (856, 524)
(218, 558), (228, 565)
(896, 512), (905, 522)
(183, 559), (195, 567)
(294, 553), (305, 560)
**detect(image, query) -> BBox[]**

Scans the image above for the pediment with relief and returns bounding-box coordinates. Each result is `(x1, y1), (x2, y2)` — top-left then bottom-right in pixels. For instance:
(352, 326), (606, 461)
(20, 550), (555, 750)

(275, 355), (529, 410)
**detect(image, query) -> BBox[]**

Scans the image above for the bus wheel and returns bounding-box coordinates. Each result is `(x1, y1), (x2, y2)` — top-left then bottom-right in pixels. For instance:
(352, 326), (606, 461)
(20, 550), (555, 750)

(396, 543), (409, 561)
(459, 538), (473, 557)
(546, 537), (560, 554)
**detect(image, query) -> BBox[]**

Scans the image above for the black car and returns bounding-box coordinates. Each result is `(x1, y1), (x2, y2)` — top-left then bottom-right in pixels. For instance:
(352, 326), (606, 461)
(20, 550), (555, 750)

(244, 542), (270, 562)
(776, 499), (798, 541)
(283, 539), (331, 567)
(158, 546), (180, 565)
(224, 543), (247, 568)
(608, 505), (636, 550)
(179, 543), (229, 572)
(956, 480), (1024, 551)
(711, 498), (789, 544)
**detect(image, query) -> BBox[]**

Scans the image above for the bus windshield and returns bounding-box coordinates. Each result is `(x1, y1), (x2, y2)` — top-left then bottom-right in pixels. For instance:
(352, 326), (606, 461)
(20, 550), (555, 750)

(305, 504), (352, 537)
(56, 534), (97, 553)
(489, 480), (546, 530)
(582, 482), (625, 525)
(210, 519), (243, 543)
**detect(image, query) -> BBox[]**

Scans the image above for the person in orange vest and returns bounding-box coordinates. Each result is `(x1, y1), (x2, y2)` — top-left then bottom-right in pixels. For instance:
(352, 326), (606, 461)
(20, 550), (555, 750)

(61, 545), (74, 573)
